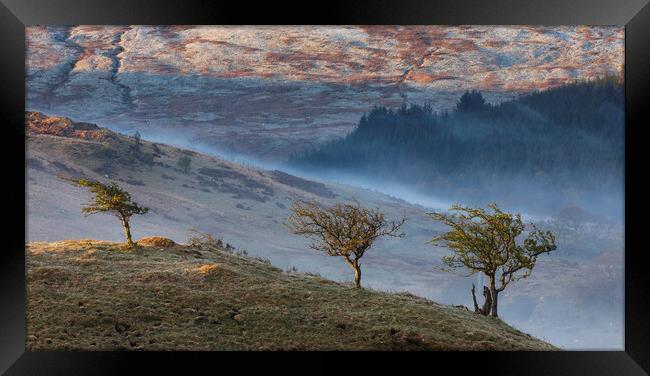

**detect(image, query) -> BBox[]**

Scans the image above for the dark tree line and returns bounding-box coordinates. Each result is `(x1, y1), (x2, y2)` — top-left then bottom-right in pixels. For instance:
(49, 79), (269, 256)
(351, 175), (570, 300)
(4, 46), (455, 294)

(290, 78), (624, 212)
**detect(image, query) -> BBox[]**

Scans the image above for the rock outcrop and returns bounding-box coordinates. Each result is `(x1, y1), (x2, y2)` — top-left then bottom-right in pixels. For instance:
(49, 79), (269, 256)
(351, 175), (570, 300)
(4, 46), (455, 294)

(26, 111), (109, 142)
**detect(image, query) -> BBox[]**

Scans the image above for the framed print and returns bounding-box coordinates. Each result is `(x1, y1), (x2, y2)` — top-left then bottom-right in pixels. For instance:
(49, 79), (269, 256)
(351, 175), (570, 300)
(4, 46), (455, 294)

(1, 0), (648, 374)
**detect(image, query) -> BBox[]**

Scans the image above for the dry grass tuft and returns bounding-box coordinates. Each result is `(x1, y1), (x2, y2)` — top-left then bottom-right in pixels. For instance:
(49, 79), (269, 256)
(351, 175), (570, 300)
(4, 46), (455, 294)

(28, 266), (73, 283)
(194, 263), (221, 275)
(136, 236), (176, 248)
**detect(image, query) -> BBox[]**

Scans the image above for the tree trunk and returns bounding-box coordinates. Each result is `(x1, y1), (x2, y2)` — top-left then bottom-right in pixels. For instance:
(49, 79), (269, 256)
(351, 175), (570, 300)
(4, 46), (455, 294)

(471, 284), (492, 316)
(344, 257), (362, 288)
(353, 263), (361, 288)
(122, 218), (134, 247)
(489, 275), (498, 317)
(471, 284), (480, 313)
(483, 286), (492, 315)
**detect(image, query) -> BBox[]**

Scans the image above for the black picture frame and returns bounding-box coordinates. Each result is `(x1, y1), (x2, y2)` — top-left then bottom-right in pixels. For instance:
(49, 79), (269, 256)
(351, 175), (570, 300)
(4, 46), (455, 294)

(1, 0), (648, 374)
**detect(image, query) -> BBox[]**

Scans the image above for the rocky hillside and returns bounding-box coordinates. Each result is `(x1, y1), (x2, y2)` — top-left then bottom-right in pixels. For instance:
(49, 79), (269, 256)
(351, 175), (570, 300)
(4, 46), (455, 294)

(25, 26), (624, 159)
(26, 239), (556, 351)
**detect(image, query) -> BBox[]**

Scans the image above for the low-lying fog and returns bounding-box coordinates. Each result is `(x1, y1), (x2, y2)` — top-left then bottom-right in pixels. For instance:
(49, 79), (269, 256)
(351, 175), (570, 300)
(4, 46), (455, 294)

(104, 128), (625, 349)
(121, 123), (623, 225)
(27, 113), (624, 350)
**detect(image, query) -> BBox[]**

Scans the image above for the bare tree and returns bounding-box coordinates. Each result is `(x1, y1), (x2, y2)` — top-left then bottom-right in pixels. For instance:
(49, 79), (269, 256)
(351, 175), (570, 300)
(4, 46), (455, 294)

(429, 203), (556, 317)
(287, 200), (405, 288)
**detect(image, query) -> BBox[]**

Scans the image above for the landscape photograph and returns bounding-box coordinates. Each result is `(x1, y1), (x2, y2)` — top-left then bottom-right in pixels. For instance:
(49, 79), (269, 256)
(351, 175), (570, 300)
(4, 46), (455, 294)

(25, 25), (624, 351)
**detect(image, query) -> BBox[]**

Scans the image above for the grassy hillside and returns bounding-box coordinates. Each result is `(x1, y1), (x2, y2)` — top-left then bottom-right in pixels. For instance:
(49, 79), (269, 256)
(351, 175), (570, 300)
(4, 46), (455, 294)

(26, 111), (624, 349)
(25, 111), (454, 298)
(26, 239), (555, 351)
(26, 111), (434, 252)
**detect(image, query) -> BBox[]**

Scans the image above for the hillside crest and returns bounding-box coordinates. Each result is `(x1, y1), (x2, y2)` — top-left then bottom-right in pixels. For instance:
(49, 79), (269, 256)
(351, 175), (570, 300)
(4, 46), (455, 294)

(26, 239), (556, 351)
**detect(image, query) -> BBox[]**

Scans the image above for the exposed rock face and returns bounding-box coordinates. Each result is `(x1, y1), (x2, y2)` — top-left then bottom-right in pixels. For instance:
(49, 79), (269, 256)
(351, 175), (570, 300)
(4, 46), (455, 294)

(26, 26), (624, 160)
(26, 111), (108, 142)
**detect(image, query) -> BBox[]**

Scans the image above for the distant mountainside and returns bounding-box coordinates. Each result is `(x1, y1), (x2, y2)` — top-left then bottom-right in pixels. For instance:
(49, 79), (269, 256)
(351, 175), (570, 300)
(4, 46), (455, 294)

(290, 79), (624, 217)
(25, 26), (623, 160)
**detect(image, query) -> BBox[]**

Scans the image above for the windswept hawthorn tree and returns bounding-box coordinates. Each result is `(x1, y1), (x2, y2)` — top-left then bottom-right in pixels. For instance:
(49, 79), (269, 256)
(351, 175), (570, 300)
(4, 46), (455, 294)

(66, 178), (149, 247)
(287, 200), (405, 288)
(429, 203), (557, 317)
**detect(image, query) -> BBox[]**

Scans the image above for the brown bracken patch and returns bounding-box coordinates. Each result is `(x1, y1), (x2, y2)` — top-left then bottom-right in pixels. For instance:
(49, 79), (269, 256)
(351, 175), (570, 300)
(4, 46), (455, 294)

(136, 236), (176, 248)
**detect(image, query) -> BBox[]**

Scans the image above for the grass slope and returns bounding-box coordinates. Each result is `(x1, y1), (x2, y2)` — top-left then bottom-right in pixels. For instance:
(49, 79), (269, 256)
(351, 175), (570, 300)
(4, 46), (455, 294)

(26, 240), (556, 351)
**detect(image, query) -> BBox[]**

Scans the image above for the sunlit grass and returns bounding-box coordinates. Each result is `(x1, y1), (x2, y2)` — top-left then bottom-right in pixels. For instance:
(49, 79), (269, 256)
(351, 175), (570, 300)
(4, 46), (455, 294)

(26, 239), (556, 351)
